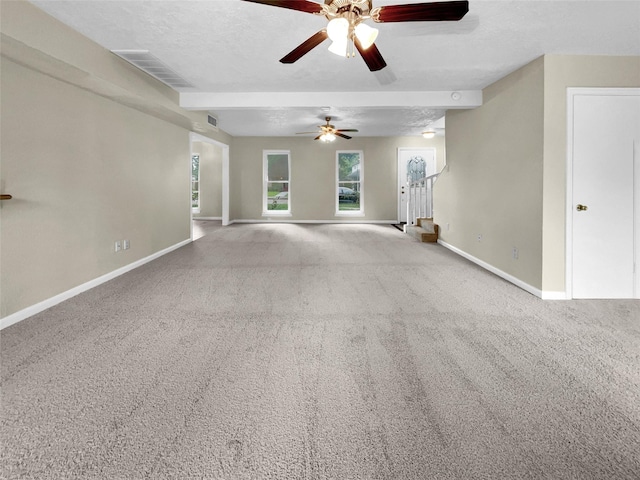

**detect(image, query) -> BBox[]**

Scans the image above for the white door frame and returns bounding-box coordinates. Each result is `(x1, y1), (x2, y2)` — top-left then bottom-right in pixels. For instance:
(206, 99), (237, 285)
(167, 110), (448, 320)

(397, 147), (436, 223)
(565, 87), (640, 299)
(189, 132), (230, 239)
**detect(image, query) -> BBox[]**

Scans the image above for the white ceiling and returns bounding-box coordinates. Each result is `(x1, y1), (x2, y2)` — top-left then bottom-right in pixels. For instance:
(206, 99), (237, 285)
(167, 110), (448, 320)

(29, 0), (640, 137)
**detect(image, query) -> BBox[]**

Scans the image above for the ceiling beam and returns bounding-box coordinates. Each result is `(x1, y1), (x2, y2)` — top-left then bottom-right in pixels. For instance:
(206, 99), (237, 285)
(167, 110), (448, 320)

(180, 90), (482, 110)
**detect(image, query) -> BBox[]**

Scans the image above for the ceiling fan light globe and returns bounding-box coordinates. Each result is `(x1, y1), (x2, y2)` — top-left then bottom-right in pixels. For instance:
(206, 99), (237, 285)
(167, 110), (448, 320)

(327, 17), (349, 42)
(354, 23), (378, 50)
(328, 40), (348, 57)
(325, 132), (336, 142)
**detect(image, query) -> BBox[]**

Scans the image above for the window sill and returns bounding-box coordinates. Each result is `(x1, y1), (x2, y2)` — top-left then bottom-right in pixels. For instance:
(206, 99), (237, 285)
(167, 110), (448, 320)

(335, 211), (365, 217)
(262, 212), (292, 217)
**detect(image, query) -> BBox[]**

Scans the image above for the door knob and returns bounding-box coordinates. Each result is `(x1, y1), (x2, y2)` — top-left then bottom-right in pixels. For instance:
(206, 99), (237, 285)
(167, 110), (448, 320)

(576, 204), (588, 211)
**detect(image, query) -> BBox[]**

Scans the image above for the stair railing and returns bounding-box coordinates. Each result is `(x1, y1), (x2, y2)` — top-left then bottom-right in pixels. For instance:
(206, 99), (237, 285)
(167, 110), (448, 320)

(406, 172), (439, 226)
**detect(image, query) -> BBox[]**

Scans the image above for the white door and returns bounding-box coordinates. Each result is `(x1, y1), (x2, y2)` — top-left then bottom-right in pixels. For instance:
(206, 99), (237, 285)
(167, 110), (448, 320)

(570, 91), (640, 298)
(398, 148), (436, 223)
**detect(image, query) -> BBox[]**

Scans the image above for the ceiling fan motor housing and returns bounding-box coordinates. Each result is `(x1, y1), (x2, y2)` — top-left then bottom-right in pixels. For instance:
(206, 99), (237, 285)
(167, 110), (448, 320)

(324, 0), (372, 18)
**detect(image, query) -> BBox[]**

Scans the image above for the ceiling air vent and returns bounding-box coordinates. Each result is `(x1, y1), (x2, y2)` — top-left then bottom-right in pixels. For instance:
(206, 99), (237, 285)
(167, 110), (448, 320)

(207, 114), (218, 129)
(111, 50), (194, 90)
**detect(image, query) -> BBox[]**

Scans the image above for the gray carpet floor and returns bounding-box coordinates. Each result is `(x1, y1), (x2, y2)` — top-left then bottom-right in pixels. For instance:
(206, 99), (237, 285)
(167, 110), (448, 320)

(2, 221), (639, 479)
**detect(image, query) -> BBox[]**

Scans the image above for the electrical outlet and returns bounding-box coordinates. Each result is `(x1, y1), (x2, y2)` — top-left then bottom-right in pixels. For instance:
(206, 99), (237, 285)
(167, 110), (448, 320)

(123, 239), (130, 250)
(512, 247), (519, 259)
(115, 240), (122, 252)
(477, 234), (482, 242)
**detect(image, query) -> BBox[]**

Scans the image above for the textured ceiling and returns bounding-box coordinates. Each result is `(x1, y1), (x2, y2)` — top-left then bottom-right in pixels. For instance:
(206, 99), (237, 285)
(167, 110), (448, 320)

(29, 0), (640, 137)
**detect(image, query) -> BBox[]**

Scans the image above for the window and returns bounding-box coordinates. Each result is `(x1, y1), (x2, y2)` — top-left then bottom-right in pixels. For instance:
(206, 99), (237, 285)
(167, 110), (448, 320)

(192, 154), (200, 213)
(263, 150), (291, 215)
(336, 150), (363, 215)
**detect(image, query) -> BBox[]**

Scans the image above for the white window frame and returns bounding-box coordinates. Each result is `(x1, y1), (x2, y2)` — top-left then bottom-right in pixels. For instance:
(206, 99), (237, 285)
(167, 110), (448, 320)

(336, 150), (364, 216)
(192, 153), (200, 214)
(263, 150), (291, 216)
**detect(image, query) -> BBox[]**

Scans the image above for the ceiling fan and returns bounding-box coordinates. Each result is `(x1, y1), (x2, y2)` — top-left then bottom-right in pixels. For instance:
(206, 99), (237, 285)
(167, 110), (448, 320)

(241, 0), (469, 71)
(297, 117), (358, 141)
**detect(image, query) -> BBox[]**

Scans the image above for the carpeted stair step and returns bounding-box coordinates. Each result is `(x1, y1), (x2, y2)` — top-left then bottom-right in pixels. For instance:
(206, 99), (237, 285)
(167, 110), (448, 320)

(407, 218), (439, 243)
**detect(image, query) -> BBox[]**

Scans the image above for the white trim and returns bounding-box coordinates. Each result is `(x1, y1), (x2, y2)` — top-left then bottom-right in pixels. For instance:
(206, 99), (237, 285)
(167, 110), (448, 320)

(193, 216), (222, 221)
(261, 212), (292, 217)
(233, 219), (397, 224)
(1, 239), (191, 330)
(397, 147), (437, 223)
(566, 88), (640, 299)
(437, 239), (568, 300)
(566, 89), (576, 300)
(541, 291), (570, 300)
(189, 132), (230, 227)
(263, 150), (291, 216)
(336, 150), (363, 216)
(262, 213), (293, 218)
(191, 152), (201, 213)
(222, 146), (229, 226)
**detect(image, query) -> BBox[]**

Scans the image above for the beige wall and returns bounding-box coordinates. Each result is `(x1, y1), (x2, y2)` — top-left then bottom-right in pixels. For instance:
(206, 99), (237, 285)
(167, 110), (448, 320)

(541, 55), (640, 292)
(435, 57), (545, 289)
(229, 136), (445, 222)
(0, 1), (177, 108)
(0, 0), (230, 146)
(192, 142), (223, 218)
(1, 58), (190, 317)
(0, 0), (230, 319)
(436, 54), (640, 295)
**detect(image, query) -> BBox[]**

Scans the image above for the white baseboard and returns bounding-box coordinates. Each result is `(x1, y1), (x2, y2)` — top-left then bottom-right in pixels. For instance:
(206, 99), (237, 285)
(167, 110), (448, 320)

(437, 239), (568, 300)
(540, 291), (570, 300)
(1, 238), (192, 330)
(194, 217), (221, 221)
(232, 219), (398, 224)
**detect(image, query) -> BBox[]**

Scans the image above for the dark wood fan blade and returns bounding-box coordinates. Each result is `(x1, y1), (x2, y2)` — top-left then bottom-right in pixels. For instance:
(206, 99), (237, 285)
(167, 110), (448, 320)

(354, 39), (387, 72)
(240, 0), (323, 15)
(336, 132), (353, 140)
(280, 30), (328, 64)
(373, 1), (468, 23)
(336, 129), (358, 133)
(314, 135), (322, 140)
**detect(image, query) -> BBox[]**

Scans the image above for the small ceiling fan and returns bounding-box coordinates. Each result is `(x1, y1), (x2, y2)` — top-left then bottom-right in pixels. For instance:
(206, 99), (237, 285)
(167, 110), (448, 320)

(297, 117), (358, 141)
(241, 0), (469, 71)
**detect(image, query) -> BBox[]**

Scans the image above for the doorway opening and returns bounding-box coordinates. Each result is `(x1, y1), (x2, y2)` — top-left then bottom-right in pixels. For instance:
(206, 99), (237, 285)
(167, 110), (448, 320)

(189, 132), (229, 240)
(397, 147), (436, 224)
